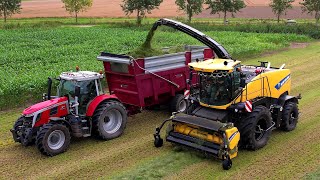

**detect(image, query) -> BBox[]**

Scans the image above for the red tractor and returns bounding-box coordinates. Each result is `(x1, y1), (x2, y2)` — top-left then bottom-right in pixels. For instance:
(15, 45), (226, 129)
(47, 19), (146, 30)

(11, 70), (127, 156)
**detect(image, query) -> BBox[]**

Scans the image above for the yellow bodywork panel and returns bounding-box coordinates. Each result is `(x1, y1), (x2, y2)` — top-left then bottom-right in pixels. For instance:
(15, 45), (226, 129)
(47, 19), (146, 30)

(189, 59), (241, 72)
(174, 123), (240, 159)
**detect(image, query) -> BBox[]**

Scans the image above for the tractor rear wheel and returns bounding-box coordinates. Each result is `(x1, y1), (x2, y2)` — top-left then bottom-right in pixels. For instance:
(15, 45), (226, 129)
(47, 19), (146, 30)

(92, 101), (127, 140)
(36, 123), (71, 156)
(280, 102), (299, 131)
(237, 106), (272, 150)
(170, 94), (188, 113)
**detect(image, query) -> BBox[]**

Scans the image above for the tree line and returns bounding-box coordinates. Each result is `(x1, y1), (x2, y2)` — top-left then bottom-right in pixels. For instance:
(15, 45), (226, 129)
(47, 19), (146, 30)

(0, 0), (319, 26)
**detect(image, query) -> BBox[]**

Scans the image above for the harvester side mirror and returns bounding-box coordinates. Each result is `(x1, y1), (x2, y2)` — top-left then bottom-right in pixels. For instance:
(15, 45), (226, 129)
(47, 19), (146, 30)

(75, 86), (81, 98)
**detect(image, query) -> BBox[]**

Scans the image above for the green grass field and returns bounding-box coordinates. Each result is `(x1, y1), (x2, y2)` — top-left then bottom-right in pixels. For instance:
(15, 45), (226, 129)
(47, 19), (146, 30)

(0, 41), (319, 179)
(0, 24), (312, 109)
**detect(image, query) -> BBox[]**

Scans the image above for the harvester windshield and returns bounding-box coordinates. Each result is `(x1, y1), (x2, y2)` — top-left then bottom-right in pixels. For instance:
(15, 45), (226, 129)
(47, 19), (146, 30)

(199, 69), (241, 106)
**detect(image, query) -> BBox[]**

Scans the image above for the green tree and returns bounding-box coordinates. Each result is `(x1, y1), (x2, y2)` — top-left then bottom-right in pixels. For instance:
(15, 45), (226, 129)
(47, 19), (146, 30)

(300, 0), (320, 26)
(175, 0), (204, 23)
(270, 0), (294, 23)
(0, 0), (21, 23)
(61, 0), (93, 23)
(205, 0), (246, 25)
(121, 0), (163, 25)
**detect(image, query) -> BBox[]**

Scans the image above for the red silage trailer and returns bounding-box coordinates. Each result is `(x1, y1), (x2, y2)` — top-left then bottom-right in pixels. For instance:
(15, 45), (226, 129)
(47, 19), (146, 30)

(97, 46), (214, 115)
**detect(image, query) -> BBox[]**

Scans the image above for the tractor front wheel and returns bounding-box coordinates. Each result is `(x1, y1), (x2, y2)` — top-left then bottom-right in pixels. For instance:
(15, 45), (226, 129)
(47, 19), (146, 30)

(92, 101), (127, 140)
(237, 106), (272, 150)
(12, 117), (24, 143)
(36, 123), (71, 156)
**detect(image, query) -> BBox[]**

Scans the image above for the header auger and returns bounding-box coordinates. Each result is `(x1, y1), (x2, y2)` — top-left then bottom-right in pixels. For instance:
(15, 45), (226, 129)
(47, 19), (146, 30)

(153, 19), (301, 170)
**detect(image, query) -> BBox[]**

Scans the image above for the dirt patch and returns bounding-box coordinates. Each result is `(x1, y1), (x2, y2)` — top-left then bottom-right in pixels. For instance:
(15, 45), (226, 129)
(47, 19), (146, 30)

(290, 42), (309, 49)
(261, 42), (310, 57)
(70, 25), (96, 28)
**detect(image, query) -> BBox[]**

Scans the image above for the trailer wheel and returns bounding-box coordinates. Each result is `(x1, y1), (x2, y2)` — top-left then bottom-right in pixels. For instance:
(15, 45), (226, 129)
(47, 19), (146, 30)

(237, 106), (272, 150)
(281, 102), (299, 131)
(170, 94), (188, 113)
(92, 101), (127, 140)
(36, 123), (71, 156)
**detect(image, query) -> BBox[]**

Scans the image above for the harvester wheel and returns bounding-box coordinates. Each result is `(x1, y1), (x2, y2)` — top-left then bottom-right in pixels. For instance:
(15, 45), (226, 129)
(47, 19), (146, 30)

(281, 102), (299, 131)
(237, 106), (272, 150)
(222, 157), (232, 170)
(154, 135), (163, 147)
(36, 123), (71, 156)
(92, 101), (127, 140)
(170, 94), (188, 113)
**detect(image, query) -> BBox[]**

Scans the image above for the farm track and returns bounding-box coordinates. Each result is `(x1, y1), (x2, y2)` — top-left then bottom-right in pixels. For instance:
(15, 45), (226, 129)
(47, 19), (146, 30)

(0, 42), (319, 179)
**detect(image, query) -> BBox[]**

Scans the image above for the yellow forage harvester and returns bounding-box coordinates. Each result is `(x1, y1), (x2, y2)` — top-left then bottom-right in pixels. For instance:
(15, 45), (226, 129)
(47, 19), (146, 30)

(152, 19), (301, 170)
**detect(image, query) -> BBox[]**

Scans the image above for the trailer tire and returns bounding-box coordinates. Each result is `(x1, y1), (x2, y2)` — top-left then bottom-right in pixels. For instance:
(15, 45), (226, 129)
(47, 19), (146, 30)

(36, 123), (71, 156)
(170, 94), (188, 113)
(237, 106), (272, 150)
(280, 102), (299, 131)
(92, 101), (127, 140)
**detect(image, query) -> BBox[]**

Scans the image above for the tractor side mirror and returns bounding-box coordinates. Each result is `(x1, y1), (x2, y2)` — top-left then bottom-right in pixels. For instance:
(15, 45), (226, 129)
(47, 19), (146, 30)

(75, 85), (81, 97)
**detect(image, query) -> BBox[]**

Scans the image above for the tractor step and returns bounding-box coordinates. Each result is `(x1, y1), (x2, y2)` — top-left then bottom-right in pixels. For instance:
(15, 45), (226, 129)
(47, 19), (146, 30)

(82, 127), (89, 130)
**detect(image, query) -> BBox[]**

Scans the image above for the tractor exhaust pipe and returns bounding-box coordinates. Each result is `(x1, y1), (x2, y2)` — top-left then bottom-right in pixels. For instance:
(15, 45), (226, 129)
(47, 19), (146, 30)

(47, 77), (52, 100)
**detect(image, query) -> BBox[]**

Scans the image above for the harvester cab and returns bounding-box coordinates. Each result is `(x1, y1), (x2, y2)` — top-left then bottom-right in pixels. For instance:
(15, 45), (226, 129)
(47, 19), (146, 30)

(153, 19), (301, 170)
(11, 70), (127, 156)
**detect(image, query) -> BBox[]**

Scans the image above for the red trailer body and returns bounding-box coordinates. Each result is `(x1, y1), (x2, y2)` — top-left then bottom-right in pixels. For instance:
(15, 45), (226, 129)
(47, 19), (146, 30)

(98, 46), (214, 114)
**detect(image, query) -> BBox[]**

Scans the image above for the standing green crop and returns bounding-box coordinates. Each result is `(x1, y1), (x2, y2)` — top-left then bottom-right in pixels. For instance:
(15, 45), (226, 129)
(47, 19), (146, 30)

(300, 0), (320, 26)
(175, 0), (204, 23)
(205, 0), (246, 25)
(121, 0), (163, 25)
(0, 0), (21, 23)
(270, 0), (294, 23)
(61, 0), (93, 23)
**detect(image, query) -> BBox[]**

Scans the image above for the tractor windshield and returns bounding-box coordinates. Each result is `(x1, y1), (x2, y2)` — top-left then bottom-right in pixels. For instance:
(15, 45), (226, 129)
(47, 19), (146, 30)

(199, 68), (241, 106)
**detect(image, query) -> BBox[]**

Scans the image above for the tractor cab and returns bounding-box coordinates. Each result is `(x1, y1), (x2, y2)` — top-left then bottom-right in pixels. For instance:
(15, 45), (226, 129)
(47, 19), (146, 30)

(57, 71), (104, 114)
(189, 59), (243, 107)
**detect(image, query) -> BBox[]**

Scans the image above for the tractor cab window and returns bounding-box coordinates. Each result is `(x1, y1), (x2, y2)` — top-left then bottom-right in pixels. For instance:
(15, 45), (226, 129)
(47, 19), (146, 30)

(58, 79), (98, 114)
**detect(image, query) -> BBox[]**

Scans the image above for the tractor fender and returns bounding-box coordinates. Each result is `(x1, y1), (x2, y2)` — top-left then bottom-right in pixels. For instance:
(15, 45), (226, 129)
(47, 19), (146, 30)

(86, 94), (120, 117)
(278, 94), (299, 107)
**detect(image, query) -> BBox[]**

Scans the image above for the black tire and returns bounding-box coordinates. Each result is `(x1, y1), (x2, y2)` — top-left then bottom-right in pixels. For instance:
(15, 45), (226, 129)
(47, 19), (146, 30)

(154, 135), (163, 148)
(222, 157), (232, 170)
(237, 106), (273, 150)
(36, 123), (71, 156)
(280, 102), (299, 131)
(12, 117), (24, 143)
(92, 100), (127, 140)
(170, 94), (188, 113)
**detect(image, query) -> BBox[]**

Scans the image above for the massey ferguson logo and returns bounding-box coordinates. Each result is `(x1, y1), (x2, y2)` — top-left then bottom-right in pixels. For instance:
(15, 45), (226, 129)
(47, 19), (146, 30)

(275, 74), (290, 90)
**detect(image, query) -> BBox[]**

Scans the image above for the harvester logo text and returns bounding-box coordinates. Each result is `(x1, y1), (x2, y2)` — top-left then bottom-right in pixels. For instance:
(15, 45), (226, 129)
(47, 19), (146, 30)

(275, 74), (290, 90)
